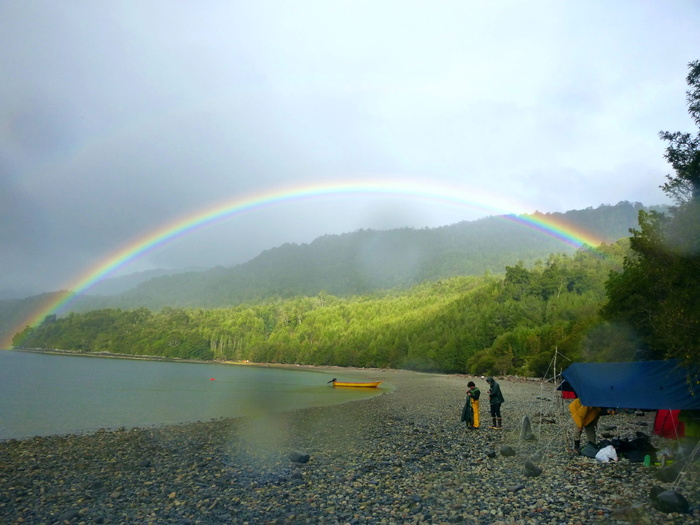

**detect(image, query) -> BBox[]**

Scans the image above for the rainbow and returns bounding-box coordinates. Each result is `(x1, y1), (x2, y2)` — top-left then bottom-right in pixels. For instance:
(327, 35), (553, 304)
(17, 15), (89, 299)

(4, 178), (606, 347)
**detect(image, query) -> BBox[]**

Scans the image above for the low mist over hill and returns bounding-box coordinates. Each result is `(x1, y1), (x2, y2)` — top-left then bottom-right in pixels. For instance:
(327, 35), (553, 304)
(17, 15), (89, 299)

(86, 268), (207, 296)
(69, 202), (646, 311)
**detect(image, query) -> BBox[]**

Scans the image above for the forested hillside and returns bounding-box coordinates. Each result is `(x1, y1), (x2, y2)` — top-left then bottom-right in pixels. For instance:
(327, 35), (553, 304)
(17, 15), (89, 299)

(66, 202), (647, 312)
(0, 201), (647, 347)
(14, 243), (629, 374)
(0, 292), (64, 350)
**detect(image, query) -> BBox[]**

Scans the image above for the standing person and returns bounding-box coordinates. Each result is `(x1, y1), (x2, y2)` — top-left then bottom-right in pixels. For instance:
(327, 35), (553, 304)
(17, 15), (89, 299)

(568, 398), (601, 451)
(460, 381), (481, 429)
(486, 377), (504, 429)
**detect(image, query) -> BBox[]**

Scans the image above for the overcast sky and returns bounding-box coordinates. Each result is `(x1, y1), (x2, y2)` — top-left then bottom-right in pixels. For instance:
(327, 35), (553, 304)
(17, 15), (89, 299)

(1, 1), (699, 297)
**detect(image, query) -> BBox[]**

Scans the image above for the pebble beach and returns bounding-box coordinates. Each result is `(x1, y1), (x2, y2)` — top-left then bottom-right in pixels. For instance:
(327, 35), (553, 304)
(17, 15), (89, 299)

(1, 367), (698, 524)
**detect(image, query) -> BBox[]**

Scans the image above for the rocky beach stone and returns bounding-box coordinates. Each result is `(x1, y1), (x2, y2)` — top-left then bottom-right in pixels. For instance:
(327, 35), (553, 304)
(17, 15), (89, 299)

(650, 486), (691, 514)
(500, 445), (517, 457)
(656, 458), (689, 482)
(1, 368), (698, 524)
(288, 450), (311, 463)
(519, 415), (536, 441)
(523, 459), (543, 477)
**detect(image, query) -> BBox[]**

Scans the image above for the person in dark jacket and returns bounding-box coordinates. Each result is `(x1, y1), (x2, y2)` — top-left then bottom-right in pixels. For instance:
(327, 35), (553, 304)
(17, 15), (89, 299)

(486, 377), (504, 428)
(460, 381), (481, 429)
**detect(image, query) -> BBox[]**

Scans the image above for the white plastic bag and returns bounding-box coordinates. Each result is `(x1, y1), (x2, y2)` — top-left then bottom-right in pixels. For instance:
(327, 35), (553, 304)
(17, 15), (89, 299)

(595, 444), (618, 463)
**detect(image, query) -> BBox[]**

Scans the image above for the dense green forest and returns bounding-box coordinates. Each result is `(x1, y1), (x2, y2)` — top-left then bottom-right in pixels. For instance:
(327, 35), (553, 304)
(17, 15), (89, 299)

(14, 244), (629, 375)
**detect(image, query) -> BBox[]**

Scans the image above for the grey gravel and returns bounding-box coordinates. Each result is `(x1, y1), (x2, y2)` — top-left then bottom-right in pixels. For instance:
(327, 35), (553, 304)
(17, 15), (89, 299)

(1, 368), (698, 524)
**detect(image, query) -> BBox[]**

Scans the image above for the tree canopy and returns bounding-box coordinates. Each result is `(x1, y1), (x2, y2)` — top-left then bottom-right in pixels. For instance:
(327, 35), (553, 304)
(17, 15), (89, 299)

(604, 61), (700, 368)
(660, 60), (700, 204)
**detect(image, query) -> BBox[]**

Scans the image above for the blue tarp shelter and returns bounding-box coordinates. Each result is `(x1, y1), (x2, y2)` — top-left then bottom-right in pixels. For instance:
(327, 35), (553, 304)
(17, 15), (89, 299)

(560, 360), (700, 411)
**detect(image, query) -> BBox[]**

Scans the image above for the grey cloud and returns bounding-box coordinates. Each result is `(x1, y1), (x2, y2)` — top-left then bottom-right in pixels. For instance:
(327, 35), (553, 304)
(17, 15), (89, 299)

(0, 1), (698, 297)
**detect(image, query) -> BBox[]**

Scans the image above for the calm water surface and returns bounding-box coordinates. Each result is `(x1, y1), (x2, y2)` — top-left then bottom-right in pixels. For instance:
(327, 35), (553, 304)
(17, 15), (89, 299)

(0, 350), (385, 440)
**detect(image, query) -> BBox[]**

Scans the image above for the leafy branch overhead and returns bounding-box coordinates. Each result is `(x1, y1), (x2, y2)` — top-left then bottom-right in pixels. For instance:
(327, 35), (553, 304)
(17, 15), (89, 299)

(605, 60), (700, 368)
(660, 60), (700, 204)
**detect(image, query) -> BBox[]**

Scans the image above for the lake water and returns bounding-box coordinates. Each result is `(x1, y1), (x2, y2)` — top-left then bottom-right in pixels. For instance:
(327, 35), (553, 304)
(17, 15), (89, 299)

(0, 350), (385, 441)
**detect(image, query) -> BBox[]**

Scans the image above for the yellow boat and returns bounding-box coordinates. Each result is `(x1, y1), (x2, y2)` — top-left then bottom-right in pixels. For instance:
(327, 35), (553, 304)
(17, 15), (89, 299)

(329, 379), (382, 388)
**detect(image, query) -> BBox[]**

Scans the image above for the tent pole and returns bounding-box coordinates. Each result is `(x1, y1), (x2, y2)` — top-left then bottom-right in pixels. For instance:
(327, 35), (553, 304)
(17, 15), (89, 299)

(554, 347), (567, 450)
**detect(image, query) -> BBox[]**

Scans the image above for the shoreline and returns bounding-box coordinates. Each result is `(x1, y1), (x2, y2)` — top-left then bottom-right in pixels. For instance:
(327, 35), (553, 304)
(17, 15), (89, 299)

(1, 370), (697, 523)
(7, 347), (255, 365)
(6, 347), (408, 375)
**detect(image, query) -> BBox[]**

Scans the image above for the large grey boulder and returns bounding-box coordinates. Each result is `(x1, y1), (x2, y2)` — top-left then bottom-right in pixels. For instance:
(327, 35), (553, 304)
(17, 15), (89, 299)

(649, 486), (690, 514)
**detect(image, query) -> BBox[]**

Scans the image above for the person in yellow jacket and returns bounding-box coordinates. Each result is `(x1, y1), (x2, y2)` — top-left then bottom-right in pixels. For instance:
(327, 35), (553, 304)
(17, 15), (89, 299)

(467, 381), (481, 428)
(460, 381), (480, 429)
(569, 398), (601, 451)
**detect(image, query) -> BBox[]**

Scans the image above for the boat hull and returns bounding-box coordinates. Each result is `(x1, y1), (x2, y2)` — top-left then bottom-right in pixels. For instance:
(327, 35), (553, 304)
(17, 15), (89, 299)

(332, 381), (382, 388)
